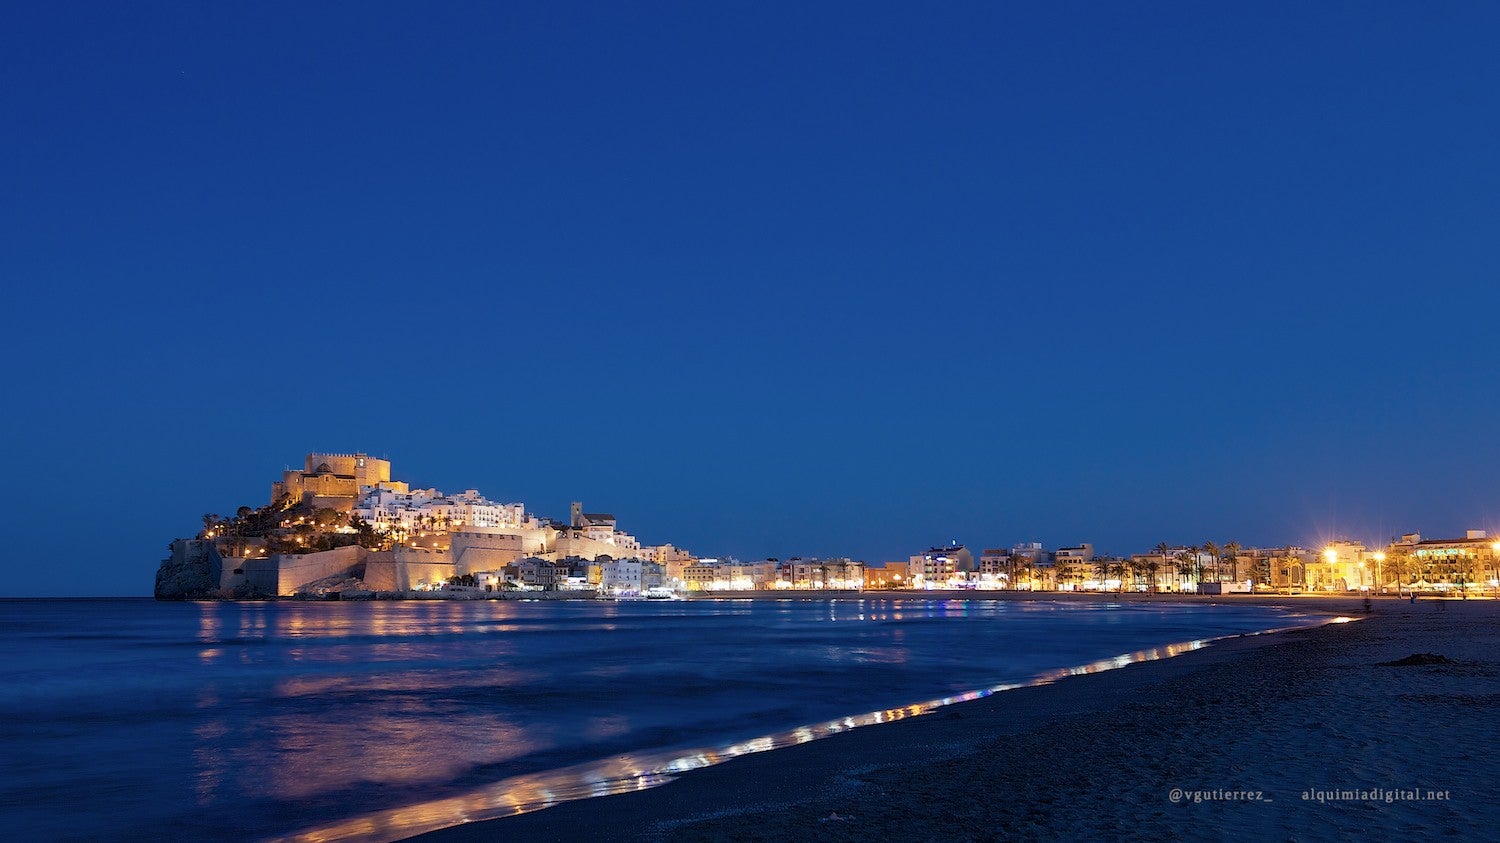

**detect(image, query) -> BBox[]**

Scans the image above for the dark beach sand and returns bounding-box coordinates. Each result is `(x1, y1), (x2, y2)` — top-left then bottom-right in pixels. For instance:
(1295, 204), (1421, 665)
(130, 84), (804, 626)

(406, 595), (1500, 842)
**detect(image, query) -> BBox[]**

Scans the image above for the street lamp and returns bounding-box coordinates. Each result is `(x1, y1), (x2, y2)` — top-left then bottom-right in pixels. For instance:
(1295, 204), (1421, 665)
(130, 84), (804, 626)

(1323, 547), (1338, 592)
(1373, 552), (1386, 595)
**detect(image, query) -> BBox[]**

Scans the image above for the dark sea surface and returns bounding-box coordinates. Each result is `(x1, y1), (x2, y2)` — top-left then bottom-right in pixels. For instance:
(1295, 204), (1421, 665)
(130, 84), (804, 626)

(0, 597), (1320, 842)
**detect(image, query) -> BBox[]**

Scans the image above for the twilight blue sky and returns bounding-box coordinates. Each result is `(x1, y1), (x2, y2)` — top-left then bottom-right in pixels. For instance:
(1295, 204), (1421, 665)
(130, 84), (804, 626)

(4, 3), (1499, 596)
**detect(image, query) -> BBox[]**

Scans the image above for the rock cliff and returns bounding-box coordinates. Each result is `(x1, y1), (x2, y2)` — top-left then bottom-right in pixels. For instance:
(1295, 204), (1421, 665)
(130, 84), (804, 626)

(154, 539), (269, 600)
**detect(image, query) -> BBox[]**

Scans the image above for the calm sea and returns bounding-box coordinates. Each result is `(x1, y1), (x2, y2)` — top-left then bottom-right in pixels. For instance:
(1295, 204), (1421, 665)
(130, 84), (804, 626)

(0, 597), (1317, 841)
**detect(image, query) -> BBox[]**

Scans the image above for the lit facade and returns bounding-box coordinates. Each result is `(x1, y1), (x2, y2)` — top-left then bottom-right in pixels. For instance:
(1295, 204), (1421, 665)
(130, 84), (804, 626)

(1309, 541), (1372, 591)
(600, 559), (644, 596)
(909, 545), (973, 588)
(356, 487), (530, 534)
(1392, 531), (1500, 591)
(272, 452), (398, 508)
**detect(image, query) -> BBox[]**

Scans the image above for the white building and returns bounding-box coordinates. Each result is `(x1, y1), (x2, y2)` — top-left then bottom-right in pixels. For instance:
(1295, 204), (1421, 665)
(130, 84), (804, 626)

(978, 548), (1015, 589)
(909, 545), (973, 588)
(355, 487), (531, 535)
(600, 559), (644, 596)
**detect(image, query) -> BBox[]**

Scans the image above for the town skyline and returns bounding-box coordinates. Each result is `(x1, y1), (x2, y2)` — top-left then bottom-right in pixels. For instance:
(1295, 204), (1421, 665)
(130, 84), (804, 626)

(160, 450), (1499, 600)
(217, 449), (1494, 565)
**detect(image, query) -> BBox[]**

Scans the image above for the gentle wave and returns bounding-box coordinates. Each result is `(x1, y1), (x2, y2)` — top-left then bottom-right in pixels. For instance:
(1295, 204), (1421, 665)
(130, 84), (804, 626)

(275, 614), (1341, 843)
(0, 598), (1322, 842)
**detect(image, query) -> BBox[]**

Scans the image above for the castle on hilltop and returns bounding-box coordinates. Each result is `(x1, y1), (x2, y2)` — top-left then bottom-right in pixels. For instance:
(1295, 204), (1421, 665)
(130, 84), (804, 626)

(159, 451), (673, 599)
(271, 452), (404, 509)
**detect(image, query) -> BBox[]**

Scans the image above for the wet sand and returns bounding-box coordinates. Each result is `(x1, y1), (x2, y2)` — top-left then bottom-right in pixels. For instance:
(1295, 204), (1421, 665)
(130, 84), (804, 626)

(406, 595), (1500, 842)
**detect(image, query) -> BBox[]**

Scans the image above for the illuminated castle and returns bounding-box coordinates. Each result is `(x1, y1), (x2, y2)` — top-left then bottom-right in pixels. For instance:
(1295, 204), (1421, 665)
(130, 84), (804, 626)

(271, 452), (402, 509)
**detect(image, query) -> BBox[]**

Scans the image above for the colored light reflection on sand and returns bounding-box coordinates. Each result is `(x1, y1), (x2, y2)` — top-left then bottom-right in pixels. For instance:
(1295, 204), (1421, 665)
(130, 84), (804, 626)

(271, 614), (1350, 843)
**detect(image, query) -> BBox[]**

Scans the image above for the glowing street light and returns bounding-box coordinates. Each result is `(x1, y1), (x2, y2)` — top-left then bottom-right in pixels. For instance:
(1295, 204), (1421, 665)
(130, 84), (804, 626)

(1322, 547), (1338, 592)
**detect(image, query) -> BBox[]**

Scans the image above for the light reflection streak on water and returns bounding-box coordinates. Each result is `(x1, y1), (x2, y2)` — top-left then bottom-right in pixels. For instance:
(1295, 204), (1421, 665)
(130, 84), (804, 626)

(272, 632), (1241, 843)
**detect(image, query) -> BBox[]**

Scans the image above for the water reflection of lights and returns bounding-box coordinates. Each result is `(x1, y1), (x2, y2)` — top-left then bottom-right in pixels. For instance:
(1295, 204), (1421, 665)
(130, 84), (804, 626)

(197, 602), (222, 642)
(272, 614), (1350, 843)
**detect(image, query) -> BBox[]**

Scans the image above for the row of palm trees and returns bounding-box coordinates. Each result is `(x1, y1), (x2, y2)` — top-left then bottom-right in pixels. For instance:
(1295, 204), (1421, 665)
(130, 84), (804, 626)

(1006, 540), (1257, 592)
(1152, 540), (1247, 587)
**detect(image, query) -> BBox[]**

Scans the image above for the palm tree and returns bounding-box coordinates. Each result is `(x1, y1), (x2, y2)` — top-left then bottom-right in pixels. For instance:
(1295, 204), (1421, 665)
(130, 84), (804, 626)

(1153, 542), (1172, 592)
(1203, 541), (1220, 585)
(1385, 549), (1412, 594)
(1223, 541), (1242, 582)
(1146, 560), (1161, 593)
(1279, 553), (1303, 591)
(1178, 545), (1200, 591)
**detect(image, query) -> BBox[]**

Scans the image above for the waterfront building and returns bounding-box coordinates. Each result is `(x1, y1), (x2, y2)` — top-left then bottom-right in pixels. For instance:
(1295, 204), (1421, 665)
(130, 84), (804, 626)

(677, 559), (774, 591)
(977, 549), (1015, 589)
(1127, 552), (1171, 592)
(642, 561), (666, 591)
(1254, 547), (1314, 590)
(600, 559), (644, 596)
(909, 545), (973, 588)
(1391, 531), (1500, 591)
(1003, 543), (1047, 590)
(1230, 546), (1304, 590)
(1049, 545), (1094, 590)
(683, 561), (718, 591)
(862, 561), (908, 589)
(511, 557), (566, 590)
(784, 558), (863, 589)
(1309, 540), (1371, 591)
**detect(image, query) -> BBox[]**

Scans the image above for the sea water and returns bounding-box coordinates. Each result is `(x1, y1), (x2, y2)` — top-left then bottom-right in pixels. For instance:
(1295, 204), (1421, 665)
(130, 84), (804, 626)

(0, 597), (1317, 841)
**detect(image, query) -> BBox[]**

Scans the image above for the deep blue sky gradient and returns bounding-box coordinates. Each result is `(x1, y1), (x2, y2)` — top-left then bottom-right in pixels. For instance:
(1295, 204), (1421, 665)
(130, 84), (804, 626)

(4, 3), (1499, 595)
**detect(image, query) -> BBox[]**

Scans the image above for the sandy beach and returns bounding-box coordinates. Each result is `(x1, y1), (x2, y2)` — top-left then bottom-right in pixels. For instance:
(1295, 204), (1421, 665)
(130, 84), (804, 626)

(404, 594), (1500, 842)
